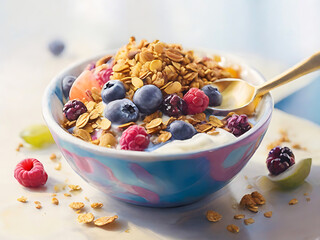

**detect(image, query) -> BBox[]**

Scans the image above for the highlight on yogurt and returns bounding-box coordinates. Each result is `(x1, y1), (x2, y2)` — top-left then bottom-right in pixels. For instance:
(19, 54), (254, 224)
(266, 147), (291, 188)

(61, 37), (254, 151)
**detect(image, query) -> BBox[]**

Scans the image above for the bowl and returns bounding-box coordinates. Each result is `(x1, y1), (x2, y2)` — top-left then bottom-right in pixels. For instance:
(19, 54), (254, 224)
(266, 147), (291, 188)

(42, 49), (273, 207)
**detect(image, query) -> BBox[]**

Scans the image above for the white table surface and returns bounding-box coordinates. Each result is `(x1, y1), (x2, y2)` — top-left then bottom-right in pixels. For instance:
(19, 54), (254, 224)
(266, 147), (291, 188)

(1, 1), (320, 239)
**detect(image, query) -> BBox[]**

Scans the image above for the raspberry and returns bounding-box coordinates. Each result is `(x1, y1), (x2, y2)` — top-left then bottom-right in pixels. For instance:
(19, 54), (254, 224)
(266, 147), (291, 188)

(161, 94), (188, 117)
(266, 146), (295, 175)
(63, 100), (87, 121)
(226, 114), (251, 137)
(95, 67), (113, 87)
(14, 158), (48, 187)
(183, 88), (209, 115)
(120, 125), (149, 151)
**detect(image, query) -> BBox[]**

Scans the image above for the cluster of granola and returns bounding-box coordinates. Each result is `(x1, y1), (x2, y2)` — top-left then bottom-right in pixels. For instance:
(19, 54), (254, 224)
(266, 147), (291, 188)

(111, 37), (236, 100)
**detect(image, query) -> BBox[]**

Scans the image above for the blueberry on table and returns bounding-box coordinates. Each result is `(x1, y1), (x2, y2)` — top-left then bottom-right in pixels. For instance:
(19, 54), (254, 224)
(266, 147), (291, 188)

(202, 85), (222, 107)
(62, 75), (76, 98)
(161, 94), (188, 117)
(101, 80), (126, 104)
(104, 99), (139, 124)
(168, 120), (197, 140)
(266, 146), (295, 175)
(48, 39), (65, 56)
(133, 85), (163, 114)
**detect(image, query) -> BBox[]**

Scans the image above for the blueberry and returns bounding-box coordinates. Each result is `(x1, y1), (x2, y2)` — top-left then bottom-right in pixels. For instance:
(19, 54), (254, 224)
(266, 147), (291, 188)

(103, 99), (139, 124)
(61, 75), (76, 98)
(168, 120), (197, 140)
(101, 80), (126, 104)
(133, 85), (163, 114)
(48, 39), (65, 56)
(202, 85), (222, 107)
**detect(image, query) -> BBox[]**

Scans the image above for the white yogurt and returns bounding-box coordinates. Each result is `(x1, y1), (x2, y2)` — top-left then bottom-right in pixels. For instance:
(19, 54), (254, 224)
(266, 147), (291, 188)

(153, 128), (236, 154)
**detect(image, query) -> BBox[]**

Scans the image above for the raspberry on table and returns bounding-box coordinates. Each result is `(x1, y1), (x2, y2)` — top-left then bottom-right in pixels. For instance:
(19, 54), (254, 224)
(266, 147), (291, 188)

(161, 94), (188, 117)
(63, 100), (87, 121)
(266, 146), (295, 175)
(183, 88), (209, 115)
(120, 125), (149, 151)
(226, 114), (251, 137)
(14, 158), (48, 187)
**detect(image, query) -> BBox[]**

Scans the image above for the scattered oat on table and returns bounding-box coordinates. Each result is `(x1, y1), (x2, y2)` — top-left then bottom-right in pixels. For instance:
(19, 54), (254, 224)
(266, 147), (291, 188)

(54, 162), (62, 171)
(289, 198), (298, 205)
(206, 210), (222, 222)
(227, 224), (240, 233)
(240, 191), (265, 213)
(84, 197), (90, 202)
(244, 218), (255, 225)
(247, 184), (253, 189)
(64, 193), (72, 197)
(34, 201), (42, 209)
(303, 193), (309, 196)
(306, 197), (311, 202)
(68, 185), (82, 191)
(91, 202), (103, 209)
(264, 211), (272, 218)
(17, 196), (27, 203)
(52, 197), (59, 205)
(50, 153), (57, 160)
(234, 214), (245, 220)
(77, 213), (95, 223)
(51, 193), (57, 197)
(69, 202), (85, 210)
(94, 215), (118, 226)
(16, 143), (24, 152)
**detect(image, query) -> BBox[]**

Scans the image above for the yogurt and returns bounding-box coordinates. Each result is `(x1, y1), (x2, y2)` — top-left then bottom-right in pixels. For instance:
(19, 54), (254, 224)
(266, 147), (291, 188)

(153, 128), (236, 154)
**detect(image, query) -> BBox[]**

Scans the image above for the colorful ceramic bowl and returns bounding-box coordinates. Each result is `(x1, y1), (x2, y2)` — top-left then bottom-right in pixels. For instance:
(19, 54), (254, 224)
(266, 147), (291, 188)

(42, 50), (273, 207)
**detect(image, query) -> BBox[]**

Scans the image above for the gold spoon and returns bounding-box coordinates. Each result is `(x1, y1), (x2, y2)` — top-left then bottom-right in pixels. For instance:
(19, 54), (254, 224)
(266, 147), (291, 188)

(209, 51), (320, 115)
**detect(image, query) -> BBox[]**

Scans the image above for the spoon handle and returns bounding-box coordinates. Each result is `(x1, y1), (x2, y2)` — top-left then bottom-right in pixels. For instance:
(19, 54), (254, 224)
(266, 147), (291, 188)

(256, 51), (320, 97)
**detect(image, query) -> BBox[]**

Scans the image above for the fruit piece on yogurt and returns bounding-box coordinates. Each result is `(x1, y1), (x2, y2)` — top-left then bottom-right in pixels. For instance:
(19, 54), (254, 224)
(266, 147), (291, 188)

(20, 124), (54, 148)
(69, 70), (102, 101)
(267, 158), (312, 189)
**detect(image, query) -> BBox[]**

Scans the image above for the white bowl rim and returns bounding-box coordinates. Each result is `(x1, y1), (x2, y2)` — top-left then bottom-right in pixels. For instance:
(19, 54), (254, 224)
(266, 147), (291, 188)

(42, 49), (273, 160)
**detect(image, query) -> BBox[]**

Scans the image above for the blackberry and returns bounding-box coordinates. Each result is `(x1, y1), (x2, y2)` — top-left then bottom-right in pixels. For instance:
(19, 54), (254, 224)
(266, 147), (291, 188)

(266, 146), (295, 175)
(226, 114), (251, 137)
(63, 100), (87, 121)
(161, 94), (188, 117)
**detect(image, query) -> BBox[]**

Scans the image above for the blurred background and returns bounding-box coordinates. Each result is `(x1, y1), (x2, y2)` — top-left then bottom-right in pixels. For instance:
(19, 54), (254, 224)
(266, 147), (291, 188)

(1, 0), (320, 123)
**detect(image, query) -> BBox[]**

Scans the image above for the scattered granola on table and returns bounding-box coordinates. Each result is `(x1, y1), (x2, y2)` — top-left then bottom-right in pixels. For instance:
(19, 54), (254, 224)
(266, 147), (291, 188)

(240, 191), (266, 213)
(244, 218), (255, 225)
(264, 211), (272, 218)
(94, 215), (118, 227)
(289, 198), (298, 205)
(227, 224), (240, 233)
(206, 210), (222, 222)
(17, 196), (27, 203)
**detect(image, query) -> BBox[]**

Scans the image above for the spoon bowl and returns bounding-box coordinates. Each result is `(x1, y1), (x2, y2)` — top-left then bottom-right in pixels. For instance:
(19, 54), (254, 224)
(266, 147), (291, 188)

(209, 51), (320, 115)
